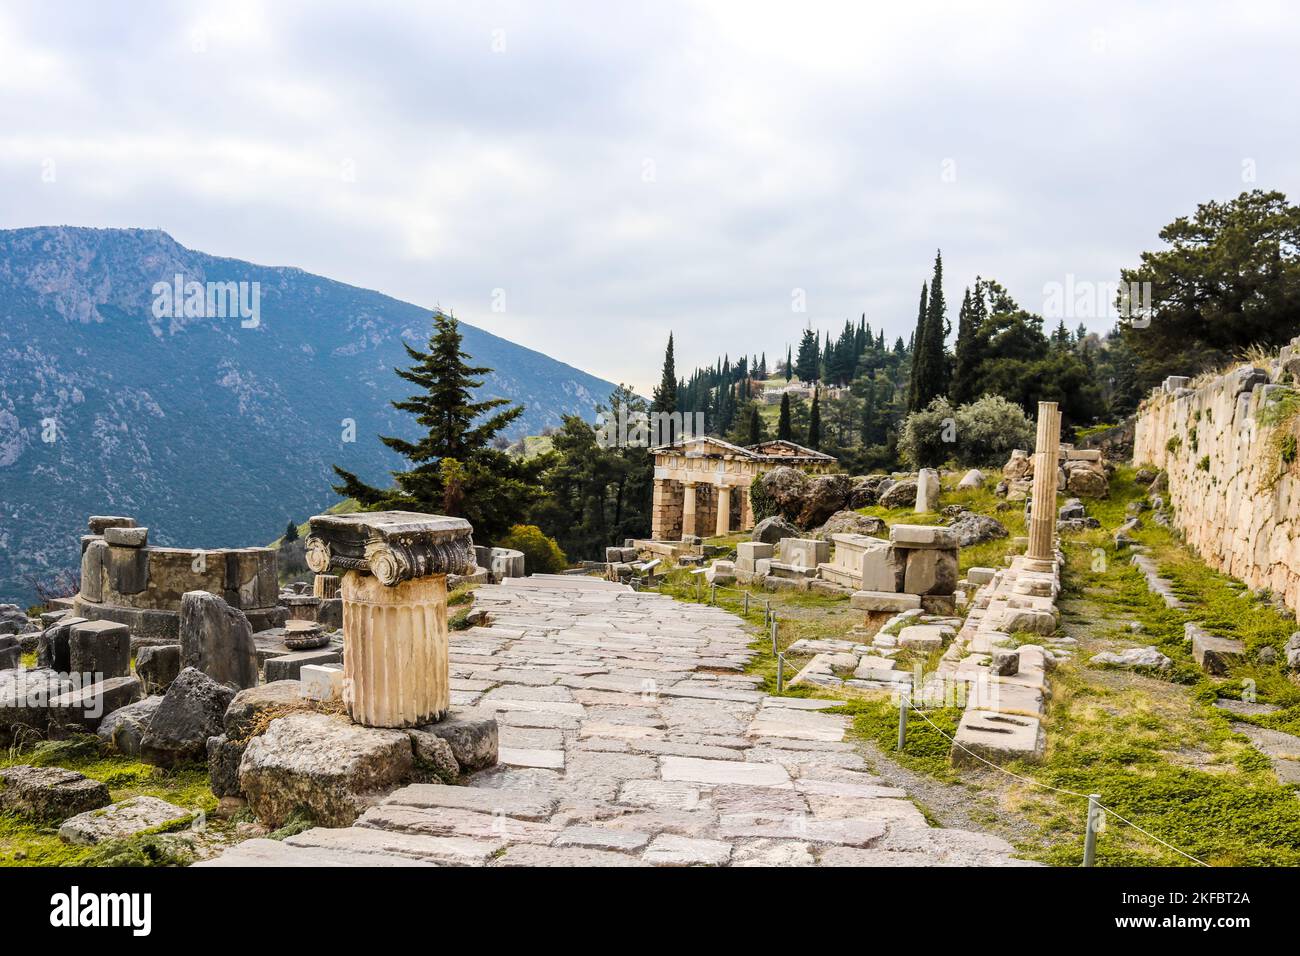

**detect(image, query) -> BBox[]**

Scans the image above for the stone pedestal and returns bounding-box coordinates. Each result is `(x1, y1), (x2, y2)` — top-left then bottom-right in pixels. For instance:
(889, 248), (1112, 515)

(1026, 402), (1061, 570)
(304, 511), (475, 729)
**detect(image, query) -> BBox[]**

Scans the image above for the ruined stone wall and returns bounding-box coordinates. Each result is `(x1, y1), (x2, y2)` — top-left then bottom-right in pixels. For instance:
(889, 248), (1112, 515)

(1133, 340), (1300, 618)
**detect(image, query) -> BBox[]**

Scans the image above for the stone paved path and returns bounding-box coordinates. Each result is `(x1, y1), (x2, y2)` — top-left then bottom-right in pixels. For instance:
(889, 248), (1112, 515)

(206, 576), (1035, 866)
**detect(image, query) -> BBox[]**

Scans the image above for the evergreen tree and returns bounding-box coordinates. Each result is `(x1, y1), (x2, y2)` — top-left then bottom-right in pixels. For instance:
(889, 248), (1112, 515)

(794, 329), (819, 382)
(807, 389), (821, 450)
(332, 311), (540, 543)
(907, 282), (929, 410)
(951, 286), (983, 404)
(282, 520), (299, 543)
(746, 403), (763, 445)
(777, 392), (793, 440)
(785, 345), (793, 381)
(651, 333), (678, 445)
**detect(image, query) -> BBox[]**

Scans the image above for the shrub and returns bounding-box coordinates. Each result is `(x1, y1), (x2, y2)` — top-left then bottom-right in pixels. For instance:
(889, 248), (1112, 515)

(498, 524), (568, 574)
(1166, 434), (1183, 456)
(898, 394), (1035, 468)
(748, 474), (777, 522)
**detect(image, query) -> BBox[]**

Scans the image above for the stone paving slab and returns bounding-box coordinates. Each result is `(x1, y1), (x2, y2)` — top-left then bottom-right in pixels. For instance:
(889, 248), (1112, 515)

(205, 579), (1034, 867)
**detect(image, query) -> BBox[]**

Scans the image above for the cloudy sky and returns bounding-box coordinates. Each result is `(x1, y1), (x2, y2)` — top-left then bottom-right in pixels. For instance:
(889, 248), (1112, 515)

(2, 1), (1297, 393)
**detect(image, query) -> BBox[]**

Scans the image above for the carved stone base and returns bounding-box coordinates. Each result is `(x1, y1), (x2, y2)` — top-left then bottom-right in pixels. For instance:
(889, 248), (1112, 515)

(341, 572), (449, 728)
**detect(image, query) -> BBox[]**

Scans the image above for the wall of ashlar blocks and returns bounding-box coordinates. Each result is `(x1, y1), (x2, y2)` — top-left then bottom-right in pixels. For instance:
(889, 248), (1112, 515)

(1133, 343), (1300, 620)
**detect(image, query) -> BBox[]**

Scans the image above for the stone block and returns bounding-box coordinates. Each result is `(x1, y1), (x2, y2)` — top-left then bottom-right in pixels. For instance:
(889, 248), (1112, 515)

(300, 664), (344, 702)
(413, 712), (499, 775)
(1189, 626), (1245, 675)
(919, 594), (958, 615)
(239, 712), (415, 828)
(915, 467), (940, 512)
(80, 541), (106, 602)
(902, 548), (958, 595)
(88, 516), (136, 535)
(0, 766), (111, 821)
(180, 591), (259, 690)
(0, 669), (73, 743)
(50, 676), (142, 733)
(952, 710), (1045, 766)
(991, 650), (1020, 676)
(736, 542), (774, 563)
(780, 538), (830, 569)
(59, 795), (193, 845)
(207, 734), (247, 798)
(106, 544), (149, 595)
(104, 526), (148, 547)
(69, 620), (132, 680)
(265, 648), (343, 682)
(140, 667), (237, 766)
(223, 680), (306, 738)
(97, 695), (162, 755)
(897, 624), (954, 651)
(967, 567), (997, 586)
(850, 591), (921, 612)
(889, 525), (958, 549)
(136, 643), (182, 695)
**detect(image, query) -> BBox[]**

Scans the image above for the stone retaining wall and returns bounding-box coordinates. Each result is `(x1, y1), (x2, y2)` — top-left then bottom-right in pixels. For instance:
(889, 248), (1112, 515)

(1132, 338), (1300, 619)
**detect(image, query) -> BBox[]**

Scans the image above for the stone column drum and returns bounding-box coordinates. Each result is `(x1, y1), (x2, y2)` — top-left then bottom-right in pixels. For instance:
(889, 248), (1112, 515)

(715, 485), (732, 536)
(1026, 401), (1061, 569)
(303, 511), (476, 728)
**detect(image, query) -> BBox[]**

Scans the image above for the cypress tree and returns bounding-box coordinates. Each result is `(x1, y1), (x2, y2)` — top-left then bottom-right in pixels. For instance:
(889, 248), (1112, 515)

(652, 333), (678, 445)
(331, 311), (540, 543)
(794, 329), (819, 382)
(777, 392), (793, 440)
(907, 282), (929, 410)
(807, 389), (821, 450)
(951, 287), (980, 404)
(746, 404), (763, 445)
(282, 520), (299, 543)
(785, 345), (793, 381)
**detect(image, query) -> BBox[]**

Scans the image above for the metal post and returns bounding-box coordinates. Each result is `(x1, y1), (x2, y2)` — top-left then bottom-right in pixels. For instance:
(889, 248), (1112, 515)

(897, 696), (908, 751)
(770, 616), (778, 655)
(709, 584), (716, 605)
(743, 591), (750, 616)
(1083, 793), (1102, 867)
(776, 653), (784, 693)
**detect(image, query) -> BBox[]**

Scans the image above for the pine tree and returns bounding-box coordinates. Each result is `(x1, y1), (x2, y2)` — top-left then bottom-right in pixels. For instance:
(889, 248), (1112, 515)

(651, 333), (678, 445)
(282, 520), (299, 543)
(807, 389), (821, 450)
(795, 329), (819, 382)
(777, 392), (793, 440)
(332, 311), (541, 543)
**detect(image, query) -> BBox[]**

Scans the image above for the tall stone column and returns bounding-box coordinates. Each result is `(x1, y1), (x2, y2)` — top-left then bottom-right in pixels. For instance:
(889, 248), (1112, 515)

(715, 485), (732, 536)
(682, 482), (698, 539)
(739, 485), (754, 531)
(651, 478), (667, 539)
(304, 511), (475, 728)
(1026, 402), (1061, 569)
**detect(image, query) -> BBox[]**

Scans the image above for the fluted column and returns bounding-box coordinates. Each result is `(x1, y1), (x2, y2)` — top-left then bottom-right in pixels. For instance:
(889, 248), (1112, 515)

(1026, 402), (1061, 569)
(304, 511), (475, 728)
(739, 485), (754, 530)
(341, 572), (448, 727)
(715, 484), (732, 536)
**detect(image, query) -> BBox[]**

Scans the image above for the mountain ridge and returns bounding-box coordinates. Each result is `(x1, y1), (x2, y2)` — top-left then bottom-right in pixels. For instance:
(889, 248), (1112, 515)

(0, 226), (618, 604)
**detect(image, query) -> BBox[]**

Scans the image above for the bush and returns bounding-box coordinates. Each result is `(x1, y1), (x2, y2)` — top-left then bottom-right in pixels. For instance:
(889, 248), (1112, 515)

(498, 524), (568, 574)
(748, 474), (777, 522)
(899, 394), (1034, 468)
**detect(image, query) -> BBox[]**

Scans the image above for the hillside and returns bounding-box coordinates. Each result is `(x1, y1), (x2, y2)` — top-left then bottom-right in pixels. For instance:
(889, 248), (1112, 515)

(0, 227), (617, 603)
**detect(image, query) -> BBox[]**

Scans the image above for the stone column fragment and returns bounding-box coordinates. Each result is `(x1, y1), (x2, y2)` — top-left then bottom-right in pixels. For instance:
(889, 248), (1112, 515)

(682, 483), (698, 539)
(715, 485), (732, 536)
(1026, 402), (1061, 568)
(305, 511), (475, 728)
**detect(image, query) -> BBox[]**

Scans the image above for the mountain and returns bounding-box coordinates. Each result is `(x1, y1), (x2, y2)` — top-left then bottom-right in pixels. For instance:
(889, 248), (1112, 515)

(0, 227), (617, 604)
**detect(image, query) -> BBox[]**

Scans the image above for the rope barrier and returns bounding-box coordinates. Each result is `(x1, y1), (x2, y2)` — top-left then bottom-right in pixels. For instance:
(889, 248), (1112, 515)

(905, 704), (1209, 867)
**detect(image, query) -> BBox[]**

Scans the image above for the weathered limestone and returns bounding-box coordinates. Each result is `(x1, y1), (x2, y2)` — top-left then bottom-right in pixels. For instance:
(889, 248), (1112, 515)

(817, 534), (897, 591)
(915, 467), (940, 513)
(135, 644), (181, 695)
(140, 667), (237, 766)
(74, 515), (282, 643)
(0, 765), (111, 820)
(59, 795), (192, 845)
(68, 620), (131, 680)
(179, 591), (259, 690)
(1026, 401), (1061, 569)
(306, 511), (475, 728)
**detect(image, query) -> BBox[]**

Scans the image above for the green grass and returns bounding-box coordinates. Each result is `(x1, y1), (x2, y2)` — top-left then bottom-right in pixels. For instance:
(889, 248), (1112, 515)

(0, 738), (219, 867)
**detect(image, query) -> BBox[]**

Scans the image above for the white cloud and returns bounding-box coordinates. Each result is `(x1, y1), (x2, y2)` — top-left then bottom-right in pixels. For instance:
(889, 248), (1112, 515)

(1, 0), (1298, 392)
